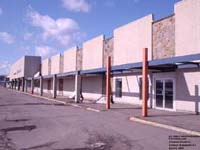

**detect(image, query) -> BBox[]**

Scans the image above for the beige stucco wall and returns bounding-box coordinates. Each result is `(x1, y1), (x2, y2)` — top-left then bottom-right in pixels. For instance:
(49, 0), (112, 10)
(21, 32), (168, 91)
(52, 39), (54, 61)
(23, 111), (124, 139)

(42, 59), (50, 76)
(113, 15), (153, 65)
(82, 35), (104, 70)
(10, 56), (41, 79)
(152, 70), (200, 113)
(63, 47), (77, 72)
(51, 53), (62, 74)
(10, 57), (25, 79)
(113, 74), (152, 106)
(43, 79), (52, 94)
(175, 0), (200, 56)
(176, 69), (200, 113)
(62, 77), (75, 97)
(82, 75), (103, 100)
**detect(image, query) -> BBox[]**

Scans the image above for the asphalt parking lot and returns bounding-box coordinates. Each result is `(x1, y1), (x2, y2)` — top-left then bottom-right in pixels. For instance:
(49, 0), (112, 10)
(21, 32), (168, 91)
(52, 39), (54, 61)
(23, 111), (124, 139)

(0, 87), (199, 150)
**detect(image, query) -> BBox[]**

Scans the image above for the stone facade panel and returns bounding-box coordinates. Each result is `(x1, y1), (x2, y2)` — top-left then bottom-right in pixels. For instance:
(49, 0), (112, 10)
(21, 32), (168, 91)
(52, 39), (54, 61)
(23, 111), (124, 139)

(153, 15), (175, 59)
(103, 38), (114, 67)
(76, 48), (82, 71)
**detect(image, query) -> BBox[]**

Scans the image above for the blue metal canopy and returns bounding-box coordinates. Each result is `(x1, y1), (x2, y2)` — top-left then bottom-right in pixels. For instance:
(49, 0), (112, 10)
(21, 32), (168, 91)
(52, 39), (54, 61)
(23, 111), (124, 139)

(57, 71), (77, 78)
(42, 74), (53, 79)
(79, 53), (200, 75)
(149, 53), (200, 66)
(28, 53), (200, 79)
(80, 68), (106, 75)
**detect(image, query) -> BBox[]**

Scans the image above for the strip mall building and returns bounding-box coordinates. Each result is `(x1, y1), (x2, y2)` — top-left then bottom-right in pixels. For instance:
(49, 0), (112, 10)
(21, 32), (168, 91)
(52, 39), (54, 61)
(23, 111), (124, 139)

(8, 0), (200, 113)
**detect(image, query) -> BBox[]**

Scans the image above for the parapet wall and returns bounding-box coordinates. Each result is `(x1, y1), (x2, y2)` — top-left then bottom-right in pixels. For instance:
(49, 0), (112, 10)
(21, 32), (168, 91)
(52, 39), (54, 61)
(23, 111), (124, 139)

(42, 59), (51, 76)
(63, 47), (77, 72)
(51, 54), (62, 74)
(113, 14), (153, 65)
(10, 57), (25, 79)
(82, 35), (104, 70)
(175, 0), (200, 56)
(10, 56), (41, 79)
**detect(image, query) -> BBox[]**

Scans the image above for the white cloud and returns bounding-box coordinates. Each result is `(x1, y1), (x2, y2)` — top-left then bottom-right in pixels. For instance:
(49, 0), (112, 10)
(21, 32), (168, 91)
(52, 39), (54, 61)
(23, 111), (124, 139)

(24, 32), (33, 40)
(35, 46), (57, 58)
(26, 7), (83, 46)
(0, 61), (11, 75)
(0, 8), (2, 15)
(0, 61), (10, 70)
(0, 32), (15, 44)
(22, 45), (31, 51)
(61, 0), (91, 12)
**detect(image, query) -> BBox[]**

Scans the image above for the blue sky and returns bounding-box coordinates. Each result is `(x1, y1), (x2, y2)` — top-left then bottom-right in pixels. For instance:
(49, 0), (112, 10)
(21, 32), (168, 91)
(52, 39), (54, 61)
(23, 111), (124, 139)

(0, 0), (180, 75)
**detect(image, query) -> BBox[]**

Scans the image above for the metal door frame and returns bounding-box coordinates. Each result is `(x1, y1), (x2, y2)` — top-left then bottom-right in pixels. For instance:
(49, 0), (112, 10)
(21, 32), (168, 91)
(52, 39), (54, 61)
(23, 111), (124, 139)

(154, 78), (176, 111)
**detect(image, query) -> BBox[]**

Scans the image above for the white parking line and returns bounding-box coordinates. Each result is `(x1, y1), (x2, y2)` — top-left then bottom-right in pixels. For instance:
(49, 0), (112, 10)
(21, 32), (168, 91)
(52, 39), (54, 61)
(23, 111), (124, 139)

(86, 107), (101, 112)
(130, 117), (200, 136)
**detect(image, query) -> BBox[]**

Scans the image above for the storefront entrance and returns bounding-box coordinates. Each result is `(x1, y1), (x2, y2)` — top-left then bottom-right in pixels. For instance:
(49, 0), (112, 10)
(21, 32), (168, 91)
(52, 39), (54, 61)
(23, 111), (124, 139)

(155, 79), (175, 110)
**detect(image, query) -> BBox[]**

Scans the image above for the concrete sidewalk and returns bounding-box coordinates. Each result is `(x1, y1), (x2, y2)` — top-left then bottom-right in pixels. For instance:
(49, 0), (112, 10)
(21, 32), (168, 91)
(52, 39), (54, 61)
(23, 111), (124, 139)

(55, 95), (200, 134)
(17, 90), (200, 134)
(71, 99), (200, 133)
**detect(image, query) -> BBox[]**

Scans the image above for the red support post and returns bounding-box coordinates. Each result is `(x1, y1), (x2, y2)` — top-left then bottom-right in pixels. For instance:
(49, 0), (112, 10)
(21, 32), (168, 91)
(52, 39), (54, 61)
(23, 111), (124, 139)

(106, 56), (111, 109)
(142, 48), (148, 117)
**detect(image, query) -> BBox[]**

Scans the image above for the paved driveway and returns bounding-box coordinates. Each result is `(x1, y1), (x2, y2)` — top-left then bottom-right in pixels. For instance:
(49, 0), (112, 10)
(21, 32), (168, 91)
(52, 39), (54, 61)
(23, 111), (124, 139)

(0, 87), (199, 150)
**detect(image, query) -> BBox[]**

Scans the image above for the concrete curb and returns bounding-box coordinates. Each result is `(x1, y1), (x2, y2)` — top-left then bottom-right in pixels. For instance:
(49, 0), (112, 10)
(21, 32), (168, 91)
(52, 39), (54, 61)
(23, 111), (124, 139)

(8, 89), (102, 113)
(130, 117), (200, 136)
(10, 89), (67, 105)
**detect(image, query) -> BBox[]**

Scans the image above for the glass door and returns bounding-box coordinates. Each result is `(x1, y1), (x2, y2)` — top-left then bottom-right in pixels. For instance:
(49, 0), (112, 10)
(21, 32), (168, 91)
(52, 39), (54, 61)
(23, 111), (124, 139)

(155, 79), (174, 109)
(155, 80), (164, 108)
(164, 80), (174, 109)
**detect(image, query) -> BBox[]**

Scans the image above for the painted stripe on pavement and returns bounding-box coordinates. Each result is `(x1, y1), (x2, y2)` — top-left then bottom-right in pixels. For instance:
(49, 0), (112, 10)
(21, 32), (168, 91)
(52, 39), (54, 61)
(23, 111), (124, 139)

(86, 107), (101, 112)
(130, 117), (200, 136)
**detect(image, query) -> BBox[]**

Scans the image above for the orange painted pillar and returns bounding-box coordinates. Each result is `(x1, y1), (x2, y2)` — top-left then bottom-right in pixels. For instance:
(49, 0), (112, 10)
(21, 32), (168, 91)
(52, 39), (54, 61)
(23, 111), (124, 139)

(106, 56), (111, 109)
(142, 48), (148, 117)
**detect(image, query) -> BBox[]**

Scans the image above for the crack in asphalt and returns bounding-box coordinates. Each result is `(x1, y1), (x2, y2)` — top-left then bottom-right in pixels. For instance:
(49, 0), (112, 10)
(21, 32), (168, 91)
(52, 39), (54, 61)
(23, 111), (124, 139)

(0, 125), (36, 134)
(21, 141), (57, 150)
(5, 119), (30, 122)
